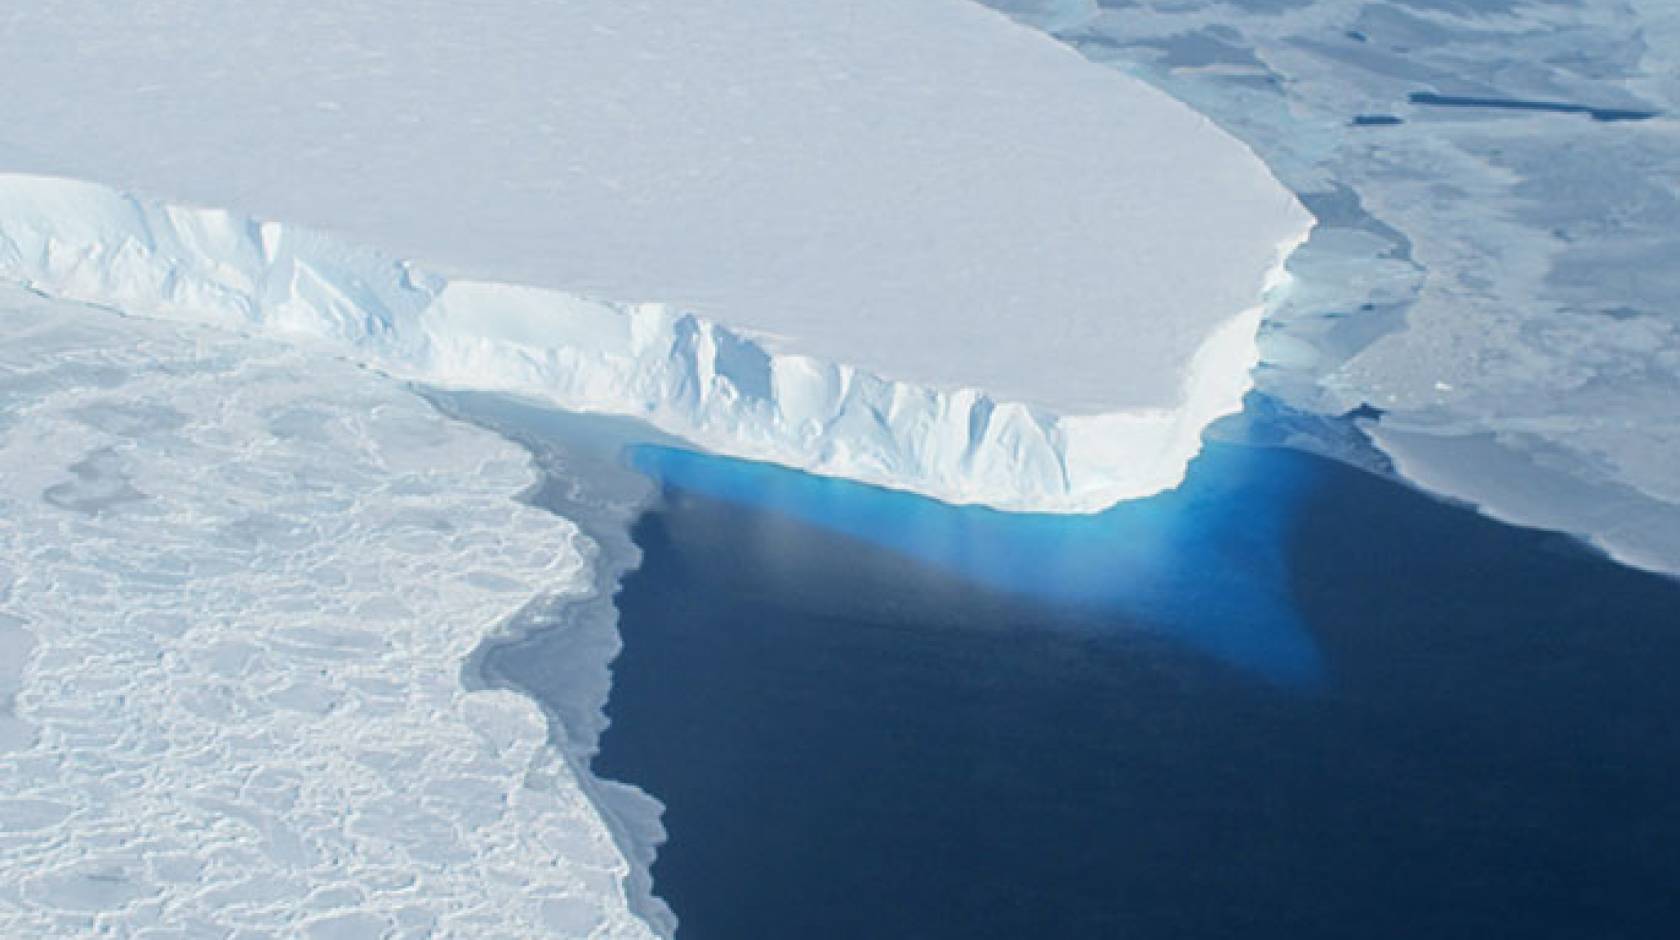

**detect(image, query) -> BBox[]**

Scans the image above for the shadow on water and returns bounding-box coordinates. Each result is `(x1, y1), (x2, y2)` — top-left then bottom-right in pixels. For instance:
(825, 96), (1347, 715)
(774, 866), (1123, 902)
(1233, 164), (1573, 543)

(627, 442), (1326, 687)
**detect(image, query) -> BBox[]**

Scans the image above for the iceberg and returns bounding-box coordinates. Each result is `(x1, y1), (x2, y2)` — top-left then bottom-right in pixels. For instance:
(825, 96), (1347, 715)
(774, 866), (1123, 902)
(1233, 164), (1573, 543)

(0, 0), (1310, 510)
(0, 3), (1316, 937)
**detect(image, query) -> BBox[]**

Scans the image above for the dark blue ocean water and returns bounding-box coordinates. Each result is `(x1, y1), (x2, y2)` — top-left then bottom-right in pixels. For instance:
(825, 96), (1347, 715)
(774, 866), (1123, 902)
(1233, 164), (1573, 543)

(589, 440), (1680, 939)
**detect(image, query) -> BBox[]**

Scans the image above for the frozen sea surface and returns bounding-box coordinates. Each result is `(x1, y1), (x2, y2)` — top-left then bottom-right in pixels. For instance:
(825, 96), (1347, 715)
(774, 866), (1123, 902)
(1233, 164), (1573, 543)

(0, 289), (658, 938)
(987, 0), (1680, 573)
(3, 1), (1678, 936)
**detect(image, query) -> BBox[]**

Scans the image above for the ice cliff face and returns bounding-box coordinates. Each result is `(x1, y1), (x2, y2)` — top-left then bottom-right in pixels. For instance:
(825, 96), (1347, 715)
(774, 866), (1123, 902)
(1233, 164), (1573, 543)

(0, 174), (1306, 513)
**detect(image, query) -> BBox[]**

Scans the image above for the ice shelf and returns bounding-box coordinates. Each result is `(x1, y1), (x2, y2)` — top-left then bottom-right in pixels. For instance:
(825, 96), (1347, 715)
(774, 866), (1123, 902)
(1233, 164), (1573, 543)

(0, 173), (1303, 512)
(0, 0), (1310, 509)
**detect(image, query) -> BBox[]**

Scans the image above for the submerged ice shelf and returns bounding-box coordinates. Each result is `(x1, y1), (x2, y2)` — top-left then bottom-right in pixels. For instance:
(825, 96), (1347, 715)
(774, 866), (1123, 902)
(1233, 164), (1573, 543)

(0, 173), (1305, 513)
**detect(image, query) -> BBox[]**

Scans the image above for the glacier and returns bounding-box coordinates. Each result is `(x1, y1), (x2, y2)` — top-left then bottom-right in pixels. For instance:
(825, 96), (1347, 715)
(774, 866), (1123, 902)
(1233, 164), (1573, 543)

(3, 0), (1673, 935)
(0, 0), (1311, 510)
(6, 2), (1674, 938)
(0, 172), (1303, 513)
(999, 0), (1680, 576)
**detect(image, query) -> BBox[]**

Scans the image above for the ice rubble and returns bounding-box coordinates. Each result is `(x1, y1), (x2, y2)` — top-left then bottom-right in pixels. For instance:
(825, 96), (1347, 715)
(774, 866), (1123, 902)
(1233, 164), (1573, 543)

(0, 288), (658, 938)
(0, 174), (1304, 512)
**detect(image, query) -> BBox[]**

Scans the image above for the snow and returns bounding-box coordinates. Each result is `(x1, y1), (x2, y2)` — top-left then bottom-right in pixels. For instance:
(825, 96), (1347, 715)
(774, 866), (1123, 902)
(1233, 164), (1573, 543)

(0, 287), (658, 938)
(0, 0), (1310, 509)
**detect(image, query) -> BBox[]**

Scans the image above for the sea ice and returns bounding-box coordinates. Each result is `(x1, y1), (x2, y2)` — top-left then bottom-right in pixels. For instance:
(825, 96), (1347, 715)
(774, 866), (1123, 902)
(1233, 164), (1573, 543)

(0, 287), (658, 937)
(1021, 0), (1680, 573)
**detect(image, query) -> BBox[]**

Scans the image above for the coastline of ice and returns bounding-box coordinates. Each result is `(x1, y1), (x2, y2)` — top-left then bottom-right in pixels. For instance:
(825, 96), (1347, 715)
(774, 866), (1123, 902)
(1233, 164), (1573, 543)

(435, 395), (694, 938)
(0, 173), (1306, 513)
(0, 287), (660, 937)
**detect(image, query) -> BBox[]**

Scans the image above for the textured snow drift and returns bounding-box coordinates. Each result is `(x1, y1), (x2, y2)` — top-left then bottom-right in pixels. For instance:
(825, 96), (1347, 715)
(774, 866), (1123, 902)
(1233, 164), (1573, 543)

(0, 174), (1304, 512)
(0, 288), (657, 938)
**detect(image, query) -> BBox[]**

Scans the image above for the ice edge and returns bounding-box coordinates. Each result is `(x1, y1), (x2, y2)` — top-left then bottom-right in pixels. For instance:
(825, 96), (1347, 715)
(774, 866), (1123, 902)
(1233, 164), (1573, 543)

(0, 172), (1311, 513)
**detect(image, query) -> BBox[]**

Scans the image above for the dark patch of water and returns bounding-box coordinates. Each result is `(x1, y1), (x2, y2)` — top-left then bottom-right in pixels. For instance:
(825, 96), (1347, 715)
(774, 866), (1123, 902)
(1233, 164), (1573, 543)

(1409, 91), (1659, 122)
(596, 441), (1680, 939)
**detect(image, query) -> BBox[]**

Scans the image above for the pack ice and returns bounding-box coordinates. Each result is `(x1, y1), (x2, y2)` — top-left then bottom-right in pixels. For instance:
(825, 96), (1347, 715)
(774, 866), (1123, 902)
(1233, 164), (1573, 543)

(1033, 0), (1680, 574)
(0, 0), (1309, 509)
(0, 288), (657, 937)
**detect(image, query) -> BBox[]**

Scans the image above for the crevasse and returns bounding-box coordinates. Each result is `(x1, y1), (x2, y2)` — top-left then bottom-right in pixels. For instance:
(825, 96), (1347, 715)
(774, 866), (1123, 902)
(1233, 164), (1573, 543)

(0, 173), (1307, 509)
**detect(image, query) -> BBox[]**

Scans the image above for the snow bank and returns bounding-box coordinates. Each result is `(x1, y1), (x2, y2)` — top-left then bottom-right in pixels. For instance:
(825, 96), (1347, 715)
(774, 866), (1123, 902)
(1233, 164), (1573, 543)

(0, 288), (657, 938)
(0, 174), (1304, 512)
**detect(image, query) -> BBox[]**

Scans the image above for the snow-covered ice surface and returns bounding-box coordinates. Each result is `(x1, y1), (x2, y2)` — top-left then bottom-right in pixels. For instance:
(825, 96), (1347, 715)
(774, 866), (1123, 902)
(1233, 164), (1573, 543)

(0, 0), (1309, 511)
(990, 0), (1680, 574)
(0, 287), (659, 938)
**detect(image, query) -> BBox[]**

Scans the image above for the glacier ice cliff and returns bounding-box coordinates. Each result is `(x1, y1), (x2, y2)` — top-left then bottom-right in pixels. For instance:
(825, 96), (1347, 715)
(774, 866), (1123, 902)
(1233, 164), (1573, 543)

(0, 174), (1307, 513)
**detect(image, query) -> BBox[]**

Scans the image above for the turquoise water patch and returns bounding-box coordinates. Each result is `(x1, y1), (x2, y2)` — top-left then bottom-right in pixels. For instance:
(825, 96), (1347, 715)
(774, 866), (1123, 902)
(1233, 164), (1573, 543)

(627, 440), (1325, 685)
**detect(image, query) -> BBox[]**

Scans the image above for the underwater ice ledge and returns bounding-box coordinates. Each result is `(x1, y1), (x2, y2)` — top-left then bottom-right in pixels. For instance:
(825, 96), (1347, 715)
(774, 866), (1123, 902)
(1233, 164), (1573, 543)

(0, 173), (1310, 512)
(629, 436), (1326, 686)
